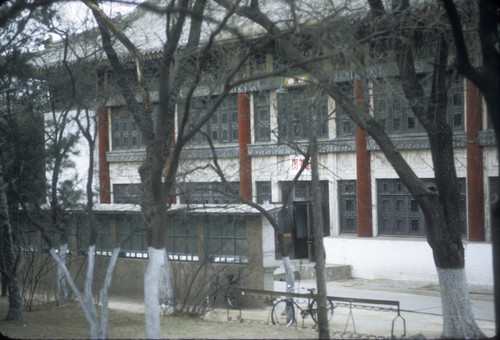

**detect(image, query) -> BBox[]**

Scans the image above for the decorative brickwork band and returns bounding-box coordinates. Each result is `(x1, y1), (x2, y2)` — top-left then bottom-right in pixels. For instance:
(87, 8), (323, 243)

(238, 90), (252, 201)
(466, 79), (485, 241)
(354, 77), (373, 237)
(98, 107), (111, 203)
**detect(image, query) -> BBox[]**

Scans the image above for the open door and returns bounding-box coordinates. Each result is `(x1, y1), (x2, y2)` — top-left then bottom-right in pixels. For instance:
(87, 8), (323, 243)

(293, 202), (314, 261)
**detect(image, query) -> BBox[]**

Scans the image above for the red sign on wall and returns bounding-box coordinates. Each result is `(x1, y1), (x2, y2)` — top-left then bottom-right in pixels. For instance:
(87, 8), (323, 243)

(291, 157), (311, 171)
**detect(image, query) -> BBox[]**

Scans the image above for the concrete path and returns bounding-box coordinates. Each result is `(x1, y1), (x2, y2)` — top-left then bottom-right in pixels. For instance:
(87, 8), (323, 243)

(272, 278), (495, 338)
(108, 278), (496, 339)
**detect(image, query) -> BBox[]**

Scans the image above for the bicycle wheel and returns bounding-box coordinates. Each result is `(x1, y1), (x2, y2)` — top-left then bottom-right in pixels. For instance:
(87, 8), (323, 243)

(310, 298), (334, 323)
(271, 299), (295, 327)
(226, 281), (243, 309)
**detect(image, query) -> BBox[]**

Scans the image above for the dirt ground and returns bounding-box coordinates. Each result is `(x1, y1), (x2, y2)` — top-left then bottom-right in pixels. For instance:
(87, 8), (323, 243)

(0, 297), (318, 339)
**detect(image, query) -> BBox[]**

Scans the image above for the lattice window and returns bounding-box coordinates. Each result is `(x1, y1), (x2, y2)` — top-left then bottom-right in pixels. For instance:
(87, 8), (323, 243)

(205, 215), (247, 263)
(111, 105), (158, 150)
(277, 87), (328, 141)
(254, 91), (271, 141)
(166, 214), (199, 261)
(250, 49), (267, 75)
(256, 181), (272, 204)
(113, 183), (141, 204)
(339, 180), (357, 234)
(336, 83), (355, 137)
(447, 73), (464, 130)
(178, 182), (239, 204)
(377, 178), (466, 236)
(373, 75), (464, 134)
(181, 94), (239, 145)
(374, 80), (423, 134)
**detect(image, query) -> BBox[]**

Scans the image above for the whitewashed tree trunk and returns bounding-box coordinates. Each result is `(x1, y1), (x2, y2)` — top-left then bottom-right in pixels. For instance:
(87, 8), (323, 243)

(145, 247), (164, 339)
(57, 243), (69, 298)
(84, 245), (100, 339)
(282, 256), (295, 293)
(84, 246), (96, 306)
(50, 246), (123, 340)
(99, 247), (121, 339)
(159, 250), (175, 312)
(50, 248), (101, 339)
(437, 268), (485, 338)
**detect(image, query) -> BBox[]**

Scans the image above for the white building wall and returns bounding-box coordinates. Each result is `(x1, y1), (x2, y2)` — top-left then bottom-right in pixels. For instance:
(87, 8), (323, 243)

(324, 237), (493, 286)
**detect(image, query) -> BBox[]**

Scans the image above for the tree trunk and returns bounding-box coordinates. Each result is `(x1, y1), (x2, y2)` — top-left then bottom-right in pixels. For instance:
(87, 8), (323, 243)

(57, 243), (69, 298)
(281, 256), (295, 293)
(0, 166), (23, 321)
(310, 98), (329, 339)
(99, 247), (121, 339)
(437, 268), (485, 338)
(159, 250), (175, 311)
(418, 194), (485, 338)
(49, 248), (101, 339)
(275, 215), (295, 293)
(144, 247), (165, 339)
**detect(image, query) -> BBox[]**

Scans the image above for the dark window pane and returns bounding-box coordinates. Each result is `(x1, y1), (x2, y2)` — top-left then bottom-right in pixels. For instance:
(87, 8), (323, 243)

(377, 178), (466, 236)
(339, 180), (357, 233)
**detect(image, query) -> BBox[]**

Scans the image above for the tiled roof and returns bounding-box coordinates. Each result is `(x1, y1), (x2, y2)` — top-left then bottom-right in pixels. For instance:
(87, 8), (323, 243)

(34, 0), (368, 68)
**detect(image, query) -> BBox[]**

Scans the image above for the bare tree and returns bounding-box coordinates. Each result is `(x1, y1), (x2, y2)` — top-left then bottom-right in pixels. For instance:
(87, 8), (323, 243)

(441, 0), (500, 332)
(309, 94), (329, 338)
(84, 1), (268, 337)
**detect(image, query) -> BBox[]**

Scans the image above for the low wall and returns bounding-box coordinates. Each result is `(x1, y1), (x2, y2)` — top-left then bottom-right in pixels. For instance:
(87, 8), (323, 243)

(324, 237), (493, 286)
(20, 253), (265, 303)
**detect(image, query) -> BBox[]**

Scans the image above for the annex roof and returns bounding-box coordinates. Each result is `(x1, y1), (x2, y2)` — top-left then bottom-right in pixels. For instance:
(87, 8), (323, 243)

(92, 203), (282, 215)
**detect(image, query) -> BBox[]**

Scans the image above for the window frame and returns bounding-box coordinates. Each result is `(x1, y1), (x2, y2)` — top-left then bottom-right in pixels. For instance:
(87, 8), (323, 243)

(178, 182), (240, 204)
(165, 214), (199, 262)
(181, 94), (239, 145)
(205, 215), (248, 263)
(377, 178), (466, 236)
(116, 214), (148, 258)
(336, 83), (355, 137)
(338, 180), (357, 234)
(277, 87), (329, 141)
(373, 75), (464, 135)
(254, 91), (271, 142)
(113, 183), (141, 204)
(256, 181), (272, 204)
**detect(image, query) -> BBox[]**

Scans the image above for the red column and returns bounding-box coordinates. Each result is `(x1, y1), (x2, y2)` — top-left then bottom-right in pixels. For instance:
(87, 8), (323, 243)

(238, 90), (252, 201)
(98, 107), (111, 203)
(466, 79), (485, 241)
(354, 77), (373, 237)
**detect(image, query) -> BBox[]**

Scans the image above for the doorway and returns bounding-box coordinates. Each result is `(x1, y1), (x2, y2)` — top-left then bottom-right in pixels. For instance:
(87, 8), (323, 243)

(293, 202), (314, 260)
(277, 181), (330, 262)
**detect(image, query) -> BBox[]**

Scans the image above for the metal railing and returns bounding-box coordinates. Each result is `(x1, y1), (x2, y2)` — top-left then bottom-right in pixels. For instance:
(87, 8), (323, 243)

(233, 288), (406, 339)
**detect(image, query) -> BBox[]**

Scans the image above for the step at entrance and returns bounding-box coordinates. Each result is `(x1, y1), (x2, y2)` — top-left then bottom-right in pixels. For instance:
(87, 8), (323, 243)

(274, 262), (351, 281)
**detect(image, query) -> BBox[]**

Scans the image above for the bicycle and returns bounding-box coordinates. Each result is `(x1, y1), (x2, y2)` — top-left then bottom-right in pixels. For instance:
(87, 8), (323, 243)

(271, 288), (334, 327)
(206, 272), (243, 309)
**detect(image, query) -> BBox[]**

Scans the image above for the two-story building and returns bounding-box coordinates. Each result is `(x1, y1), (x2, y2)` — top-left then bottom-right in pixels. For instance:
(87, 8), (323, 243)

(32, 0), (494, 297)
